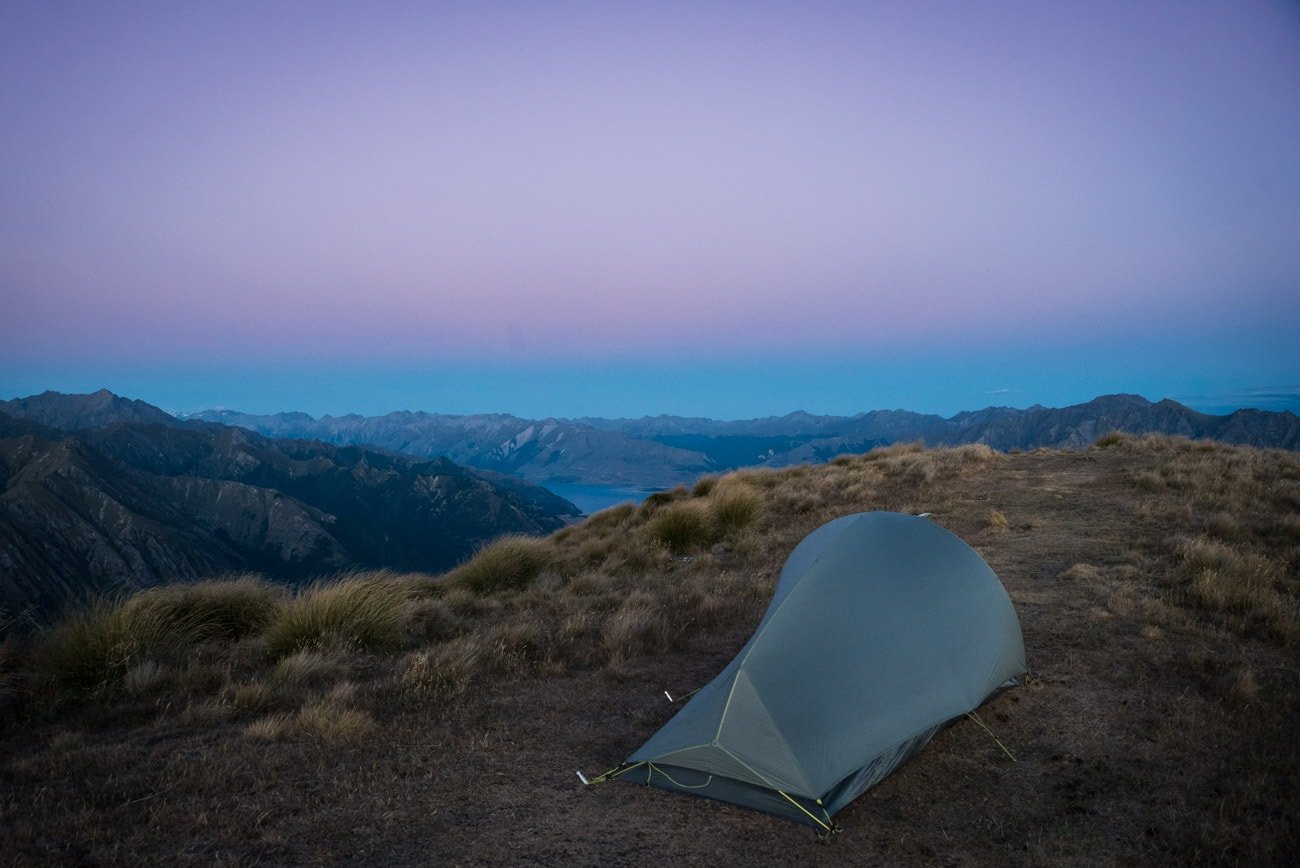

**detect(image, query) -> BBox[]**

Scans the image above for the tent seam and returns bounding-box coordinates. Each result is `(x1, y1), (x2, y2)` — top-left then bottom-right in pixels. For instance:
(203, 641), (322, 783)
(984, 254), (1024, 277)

(713, 513), (874, 742)
(720, 744), (815, 800)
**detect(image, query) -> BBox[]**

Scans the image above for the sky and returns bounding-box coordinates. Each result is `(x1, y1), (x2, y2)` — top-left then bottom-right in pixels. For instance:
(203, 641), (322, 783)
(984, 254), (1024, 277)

(2, 1), (1298, 419)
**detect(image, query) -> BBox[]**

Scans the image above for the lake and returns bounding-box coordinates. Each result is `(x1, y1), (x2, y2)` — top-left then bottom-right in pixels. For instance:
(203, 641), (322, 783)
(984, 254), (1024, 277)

(544, 483), (662, 515)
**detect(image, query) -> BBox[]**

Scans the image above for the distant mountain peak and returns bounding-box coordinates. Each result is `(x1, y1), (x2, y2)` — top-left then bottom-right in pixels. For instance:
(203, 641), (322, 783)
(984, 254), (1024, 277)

(0, 389), (178, 431)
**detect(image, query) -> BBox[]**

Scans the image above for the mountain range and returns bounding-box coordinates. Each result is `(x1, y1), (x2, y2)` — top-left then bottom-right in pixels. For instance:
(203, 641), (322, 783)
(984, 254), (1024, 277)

(5, 387), (1297, 626)
(0, 392), (577, 626)
(190, 393), (1300, 487)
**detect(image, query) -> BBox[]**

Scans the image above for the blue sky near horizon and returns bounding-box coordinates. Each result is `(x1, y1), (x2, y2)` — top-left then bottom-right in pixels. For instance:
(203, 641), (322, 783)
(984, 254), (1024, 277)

(2, 2), (1298, 419)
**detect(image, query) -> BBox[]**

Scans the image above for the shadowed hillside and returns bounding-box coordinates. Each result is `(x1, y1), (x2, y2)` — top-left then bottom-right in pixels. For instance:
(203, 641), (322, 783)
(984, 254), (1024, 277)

(0, 412), (577, 627)
(0, 436), (1296, 864)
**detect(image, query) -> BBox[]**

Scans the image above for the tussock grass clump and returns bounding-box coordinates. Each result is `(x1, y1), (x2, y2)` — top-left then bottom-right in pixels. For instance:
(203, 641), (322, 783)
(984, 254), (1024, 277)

(326, 680), (359, 705)
(647, 500), (716, 554)
(692, 475), (719, 496)
(437, 586), (502, 621)
(143, 576), (287, 639)
(565, 571), (618, 600)
(294, 701), (376, 741)
(227, 681), (274, 712)
(409, 598), (468, 643)
(451, 535), (554, 594)
(34, 576), (287, 691)
(121, 660), (167, 696)
(581, 502), (636, 530)
(639, 486), (690, 513)
(272, 650), (340, 684)
(605, 537), (674, 572)
(177, 699), (237, 728)
(483, 619), (551, 667)
(399, 636), (489, 697)
(951, 443), (999, 463)
(1274, 514), (1300, 542)
(1177, 539), (1290, 627)
(1059, 563), (1103, 583)
(1178, 537), (1242, 572)
(881, 452), (939, 484)
(33, 601), (202, 691)
(263, 576), (412, 658)
(244, 698), (375, 742)
(987, 509), (1010, 531)
(603, 592), (671, 663)
(1202, 511), (1244, 540)
(865, 441), (924, 459)
(710, 482), (764, 535)
(243, 712), (292, 741)
(1223, 665), (1259, 705)
(1093, 431), (1131, 448)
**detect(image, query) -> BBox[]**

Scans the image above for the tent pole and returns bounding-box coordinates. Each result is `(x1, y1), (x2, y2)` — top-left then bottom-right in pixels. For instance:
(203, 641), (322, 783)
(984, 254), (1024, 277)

(578, 761), (646, 785)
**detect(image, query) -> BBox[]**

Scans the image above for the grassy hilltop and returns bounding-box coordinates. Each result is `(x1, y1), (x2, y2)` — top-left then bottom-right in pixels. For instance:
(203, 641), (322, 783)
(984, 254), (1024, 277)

(1, 435), (1297, 864)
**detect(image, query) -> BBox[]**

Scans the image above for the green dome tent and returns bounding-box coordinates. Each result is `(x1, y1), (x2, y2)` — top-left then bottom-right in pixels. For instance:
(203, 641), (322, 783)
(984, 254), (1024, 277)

(583, 511), (1026, 833)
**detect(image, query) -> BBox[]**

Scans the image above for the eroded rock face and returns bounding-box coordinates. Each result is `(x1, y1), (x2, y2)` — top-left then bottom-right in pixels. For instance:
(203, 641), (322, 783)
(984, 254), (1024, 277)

(0, 411), (578, 627)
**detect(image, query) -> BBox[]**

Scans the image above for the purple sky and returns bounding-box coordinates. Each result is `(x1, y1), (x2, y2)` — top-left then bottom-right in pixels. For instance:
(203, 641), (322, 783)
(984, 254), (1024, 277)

(2, 1), (1298, 418)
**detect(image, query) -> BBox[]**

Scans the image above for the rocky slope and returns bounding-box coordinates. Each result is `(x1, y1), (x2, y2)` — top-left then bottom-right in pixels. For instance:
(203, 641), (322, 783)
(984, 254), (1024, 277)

(0, 410), (577, 627)
(193, 394), (1300, 487)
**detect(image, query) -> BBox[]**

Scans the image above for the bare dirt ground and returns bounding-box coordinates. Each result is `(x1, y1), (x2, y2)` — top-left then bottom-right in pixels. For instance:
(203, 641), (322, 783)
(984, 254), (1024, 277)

(2, 443), (1297, 865)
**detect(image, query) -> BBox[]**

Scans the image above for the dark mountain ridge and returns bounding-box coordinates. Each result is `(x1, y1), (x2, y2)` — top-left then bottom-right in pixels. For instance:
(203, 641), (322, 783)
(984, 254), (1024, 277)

(0, 388), (178, 431)
(187, 393), (1300, 486)
(0, 406), (577, 627)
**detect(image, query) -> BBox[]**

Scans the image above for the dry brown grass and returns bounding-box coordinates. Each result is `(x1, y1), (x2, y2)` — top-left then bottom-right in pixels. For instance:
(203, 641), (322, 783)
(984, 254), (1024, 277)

(709, 481), (765, 535)
(1058, 562), (1102, 583)
(646, 500), (716, 554)
(242, 697), (375, 743)
(272, 650), (341, 685)
(1114, 437), (1300, 644)
(226, 681), (274, 712)
(121, 661), (167, 696)
(294, 700), (376, 742)
(263, 575), (413, 657)
(3, 438), (1298, 864)
(987, 509), (1010, 532)
(448, 535), (555, 594)
(399, 636), (489, 697)
(602, 592), (671, 664)
(691, 475), (720, 496)
(242, 712), (292, 741)
(30, 576), (287, 693)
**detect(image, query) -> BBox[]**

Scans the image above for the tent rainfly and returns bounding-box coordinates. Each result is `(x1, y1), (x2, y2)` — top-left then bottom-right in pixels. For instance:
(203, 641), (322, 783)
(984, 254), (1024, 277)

(581, 511), (1026, 834)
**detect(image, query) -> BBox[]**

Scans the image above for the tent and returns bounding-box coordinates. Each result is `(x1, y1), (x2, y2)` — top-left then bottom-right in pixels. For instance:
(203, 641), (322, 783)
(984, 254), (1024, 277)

(584, 511), (1026, 833)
